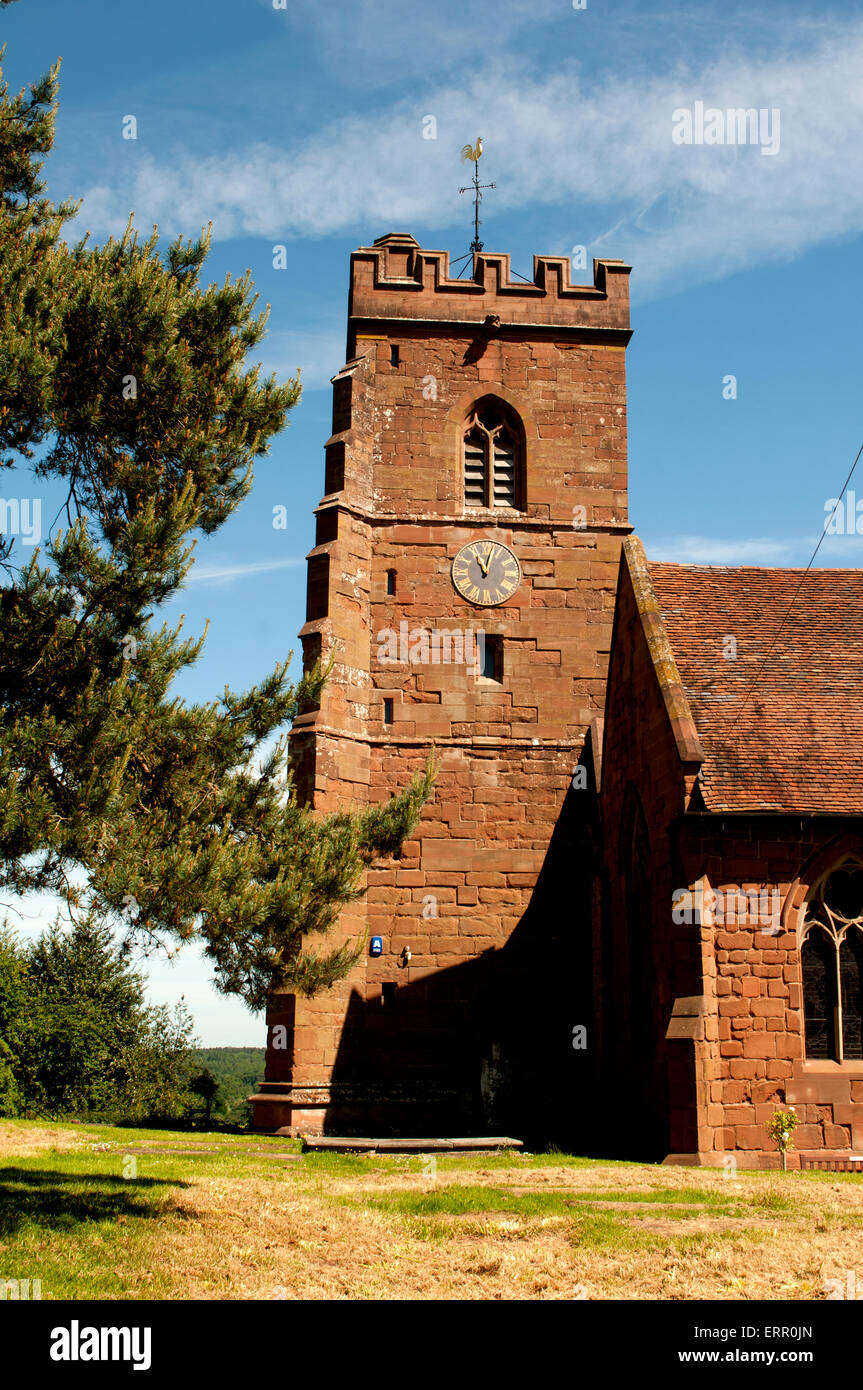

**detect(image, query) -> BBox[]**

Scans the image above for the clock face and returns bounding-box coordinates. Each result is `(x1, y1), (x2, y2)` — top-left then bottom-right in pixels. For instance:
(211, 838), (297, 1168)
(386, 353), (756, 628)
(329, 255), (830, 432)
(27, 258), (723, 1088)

(451, 540), (521, 607)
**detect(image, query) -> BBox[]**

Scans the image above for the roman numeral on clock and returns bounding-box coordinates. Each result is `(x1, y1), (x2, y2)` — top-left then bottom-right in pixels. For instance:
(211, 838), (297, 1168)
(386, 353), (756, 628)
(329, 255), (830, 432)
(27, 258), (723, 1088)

(452, 541), (521, 605)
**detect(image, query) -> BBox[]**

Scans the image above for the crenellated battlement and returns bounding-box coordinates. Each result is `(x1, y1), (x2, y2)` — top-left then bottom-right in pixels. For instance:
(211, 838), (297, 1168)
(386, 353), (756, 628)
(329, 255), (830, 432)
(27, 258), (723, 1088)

(347, 232), (631, 349)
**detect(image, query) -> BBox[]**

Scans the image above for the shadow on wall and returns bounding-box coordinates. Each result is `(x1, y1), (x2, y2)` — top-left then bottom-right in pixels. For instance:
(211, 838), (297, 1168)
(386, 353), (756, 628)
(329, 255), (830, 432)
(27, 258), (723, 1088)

(324, 752), (604, 1151)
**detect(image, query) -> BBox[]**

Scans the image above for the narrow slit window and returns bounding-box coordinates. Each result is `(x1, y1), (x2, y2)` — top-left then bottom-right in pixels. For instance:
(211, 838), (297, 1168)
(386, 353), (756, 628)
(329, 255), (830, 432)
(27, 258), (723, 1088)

(390, 344), (399, 367)
(480, 635), (503, 682)
(386, 569), (397, 596)
(383, 698), (394, 726)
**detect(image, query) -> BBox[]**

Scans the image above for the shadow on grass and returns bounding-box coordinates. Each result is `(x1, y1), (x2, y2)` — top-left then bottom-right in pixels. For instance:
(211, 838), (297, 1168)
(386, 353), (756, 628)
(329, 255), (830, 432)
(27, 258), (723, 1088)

(0, 1167), (190, 1235)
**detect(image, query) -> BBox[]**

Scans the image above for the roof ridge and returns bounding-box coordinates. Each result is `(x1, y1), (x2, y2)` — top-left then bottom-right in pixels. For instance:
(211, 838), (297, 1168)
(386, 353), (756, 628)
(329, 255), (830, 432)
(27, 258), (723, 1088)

(648, 561), (863, 578)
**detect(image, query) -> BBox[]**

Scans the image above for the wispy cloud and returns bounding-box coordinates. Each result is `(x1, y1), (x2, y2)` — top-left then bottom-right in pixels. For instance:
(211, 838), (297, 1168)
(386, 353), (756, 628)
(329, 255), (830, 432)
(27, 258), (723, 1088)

(646, 527), (863, 564)
(645, 535), (813, 565)
(265, 0), (564, 88)
(186, 557), (306, 587)
(72, 22), (863, 296)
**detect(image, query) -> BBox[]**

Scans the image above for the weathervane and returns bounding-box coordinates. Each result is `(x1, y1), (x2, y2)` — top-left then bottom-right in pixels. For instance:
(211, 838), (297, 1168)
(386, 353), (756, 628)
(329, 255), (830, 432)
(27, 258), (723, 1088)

(458, 137), (495, 255)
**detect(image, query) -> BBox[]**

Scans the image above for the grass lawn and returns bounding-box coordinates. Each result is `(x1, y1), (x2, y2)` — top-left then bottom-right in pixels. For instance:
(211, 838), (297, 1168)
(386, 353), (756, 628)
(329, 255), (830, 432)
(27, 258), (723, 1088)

(0, 1119), (860, 1300)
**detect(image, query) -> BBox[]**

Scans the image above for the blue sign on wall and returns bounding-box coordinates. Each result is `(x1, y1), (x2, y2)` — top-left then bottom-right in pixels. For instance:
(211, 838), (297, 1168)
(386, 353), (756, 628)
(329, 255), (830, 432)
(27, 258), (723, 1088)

(370, 936), (383, 956)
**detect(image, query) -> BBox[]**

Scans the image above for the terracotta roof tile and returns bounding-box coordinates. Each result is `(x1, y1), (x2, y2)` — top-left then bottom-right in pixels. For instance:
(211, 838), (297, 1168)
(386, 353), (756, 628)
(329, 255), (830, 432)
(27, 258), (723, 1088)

(647, 563), (863, 814)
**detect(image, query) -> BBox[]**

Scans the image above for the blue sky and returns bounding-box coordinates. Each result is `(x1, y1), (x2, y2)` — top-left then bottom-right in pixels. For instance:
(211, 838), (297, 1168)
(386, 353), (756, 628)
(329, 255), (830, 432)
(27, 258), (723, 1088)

(3, 0), (863, 1042)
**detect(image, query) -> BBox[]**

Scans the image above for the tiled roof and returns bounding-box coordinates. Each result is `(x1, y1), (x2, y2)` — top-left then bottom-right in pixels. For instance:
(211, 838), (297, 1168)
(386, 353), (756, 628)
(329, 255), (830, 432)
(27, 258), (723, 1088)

(647, 563), (863, 814)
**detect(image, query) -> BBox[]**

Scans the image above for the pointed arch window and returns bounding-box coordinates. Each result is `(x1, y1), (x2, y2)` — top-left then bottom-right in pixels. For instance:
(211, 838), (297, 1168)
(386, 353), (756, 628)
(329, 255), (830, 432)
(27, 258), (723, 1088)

(463, 400), (524, 511)
(801, 859), (863, 1062)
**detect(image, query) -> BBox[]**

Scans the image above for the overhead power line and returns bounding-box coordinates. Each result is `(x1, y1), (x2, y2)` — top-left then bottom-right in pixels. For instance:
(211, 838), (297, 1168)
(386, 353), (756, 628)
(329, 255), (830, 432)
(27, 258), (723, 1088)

(725, 435), (863, 739)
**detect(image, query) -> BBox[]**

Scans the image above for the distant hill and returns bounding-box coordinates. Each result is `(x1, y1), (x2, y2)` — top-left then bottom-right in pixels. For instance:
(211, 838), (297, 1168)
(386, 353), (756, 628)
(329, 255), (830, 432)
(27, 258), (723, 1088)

(193, 1047), (265, 1125)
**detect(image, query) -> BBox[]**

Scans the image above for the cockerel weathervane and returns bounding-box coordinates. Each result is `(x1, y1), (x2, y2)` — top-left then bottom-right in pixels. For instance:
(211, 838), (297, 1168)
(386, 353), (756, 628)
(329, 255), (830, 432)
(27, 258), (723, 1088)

(458, 137), (495, 255)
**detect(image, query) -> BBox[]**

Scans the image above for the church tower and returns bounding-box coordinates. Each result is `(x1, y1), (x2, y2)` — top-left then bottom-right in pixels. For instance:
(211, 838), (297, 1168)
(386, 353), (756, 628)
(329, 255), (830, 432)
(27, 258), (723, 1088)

(251, 233), (632, 1137)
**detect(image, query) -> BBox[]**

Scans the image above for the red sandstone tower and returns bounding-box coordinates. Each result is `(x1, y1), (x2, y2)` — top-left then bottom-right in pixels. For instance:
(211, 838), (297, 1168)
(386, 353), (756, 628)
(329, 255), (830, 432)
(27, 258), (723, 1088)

(251, 233), (632, 1136)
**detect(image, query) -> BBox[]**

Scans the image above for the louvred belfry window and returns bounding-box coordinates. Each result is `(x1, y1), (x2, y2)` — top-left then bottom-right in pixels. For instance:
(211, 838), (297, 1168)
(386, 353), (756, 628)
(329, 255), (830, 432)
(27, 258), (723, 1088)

(801, 859), (863, 1062)
(463, 402), (523, 510)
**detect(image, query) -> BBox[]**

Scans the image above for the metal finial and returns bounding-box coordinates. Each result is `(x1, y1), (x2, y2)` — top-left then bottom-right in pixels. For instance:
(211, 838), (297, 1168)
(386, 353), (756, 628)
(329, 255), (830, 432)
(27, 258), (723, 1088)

(458, 137), (495, 255)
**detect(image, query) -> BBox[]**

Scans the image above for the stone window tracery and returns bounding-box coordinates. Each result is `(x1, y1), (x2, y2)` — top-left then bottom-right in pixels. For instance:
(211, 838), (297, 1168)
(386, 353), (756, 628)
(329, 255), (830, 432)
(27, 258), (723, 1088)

(463, 401), (523, 510)
(801, 859), (863, 1061)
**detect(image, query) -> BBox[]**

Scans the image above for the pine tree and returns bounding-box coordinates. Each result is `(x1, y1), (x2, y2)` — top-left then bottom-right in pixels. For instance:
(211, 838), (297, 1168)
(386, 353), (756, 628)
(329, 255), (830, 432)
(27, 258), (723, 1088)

(0, 41), (435, 1012)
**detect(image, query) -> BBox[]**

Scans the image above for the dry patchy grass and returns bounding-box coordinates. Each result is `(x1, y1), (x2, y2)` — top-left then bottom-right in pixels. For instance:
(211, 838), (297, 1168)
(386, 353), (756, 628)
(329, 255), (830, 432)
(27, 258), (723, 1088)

(0, 1121), (89, 1158)
(2, 1124), (861, 1300)
(154, 1162), (862, 1301)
